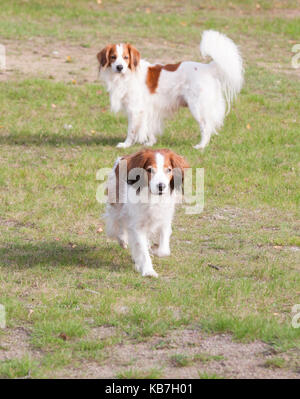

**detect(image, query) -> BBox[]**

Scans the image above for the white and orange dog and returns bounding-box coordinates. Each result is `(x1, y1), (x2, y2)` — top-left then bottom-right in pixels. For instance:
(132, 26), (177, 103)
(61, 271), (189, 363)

(105, 149), (189, 277)
(97, 30), (243, 149)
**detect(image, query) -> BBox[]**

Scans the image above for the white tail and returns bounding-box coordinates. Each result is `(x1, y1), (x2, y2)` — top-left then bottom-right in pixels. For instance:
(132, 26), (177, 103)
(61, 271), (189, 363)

(200, 30), (244, 112)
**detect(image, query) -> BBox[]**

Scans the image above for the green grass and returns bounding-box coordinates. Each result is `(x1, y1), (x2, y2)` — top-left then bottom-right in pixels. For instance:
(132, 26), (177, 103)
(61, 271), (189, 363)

(0, 356), (38, 378)
(194, 353), (225, 363)
(0, 0), (299, 378)
(116, 368), (163, 379)
(170, 354), (192, 367)
(264, 357), (286, 369)
(198, 371), (225, 379)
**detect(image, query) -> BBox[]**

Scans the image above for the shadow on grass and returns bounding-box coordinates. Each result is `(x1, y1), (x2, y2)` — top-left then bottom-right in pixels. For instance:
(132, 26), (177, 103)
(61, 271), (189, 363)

(0, 133), (123, 147)
(0, 241), (130, 272)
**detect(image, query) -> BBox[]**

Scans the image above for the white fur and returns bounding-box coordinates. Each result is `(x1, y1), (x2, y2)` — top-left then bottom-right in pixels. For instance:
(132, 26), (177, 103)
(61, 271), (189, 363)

(104, 154), (176, 277)
(99, 30), (244, 149)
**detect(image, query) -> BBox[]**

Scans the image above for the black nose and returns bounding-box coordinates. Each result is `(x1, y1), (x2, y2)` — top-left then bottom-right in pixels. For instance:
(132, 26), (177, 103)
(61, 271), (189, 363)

(116, 65), (123, 72)
(157, 183), (166, 192)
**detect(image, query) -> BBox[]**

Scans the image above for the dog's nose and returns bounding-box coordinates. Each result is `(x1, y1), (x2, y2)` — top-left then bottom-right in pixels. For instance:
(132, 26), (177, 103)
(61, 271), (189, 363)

(157, 183), (166, 192)
(116, 65), (123, 72)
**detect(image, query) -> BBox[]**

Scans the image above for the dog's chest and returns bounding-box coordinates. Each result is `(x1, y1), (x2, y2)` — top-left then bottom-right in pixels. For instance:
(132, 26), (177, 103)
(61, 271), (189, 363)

(133, 200), (175, 232)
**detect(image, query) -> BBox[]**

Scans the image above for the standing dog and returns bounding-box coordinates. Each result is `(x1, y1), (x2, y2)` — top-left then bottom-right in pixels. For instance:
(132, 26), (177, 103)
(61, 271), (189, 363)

(97, 30), (243, 149)
(104, 149), (189, 277)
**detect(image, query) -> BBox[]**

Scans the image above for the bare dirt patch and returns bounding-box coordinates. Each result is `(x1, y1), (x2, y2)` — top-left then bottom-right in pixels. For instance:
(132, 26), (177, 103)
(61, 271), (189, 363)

(0, 327), (41, 361)
(53, 329), (300, 379)
(1, 30), (299, 85)
(0, 38), (100, 83)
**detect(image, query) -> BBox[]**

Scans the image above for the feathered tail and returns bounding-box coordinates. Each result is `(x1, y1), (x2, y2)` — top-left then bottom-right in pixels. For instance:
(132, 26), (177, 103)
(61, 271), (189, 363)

(200, 30), (244, 112)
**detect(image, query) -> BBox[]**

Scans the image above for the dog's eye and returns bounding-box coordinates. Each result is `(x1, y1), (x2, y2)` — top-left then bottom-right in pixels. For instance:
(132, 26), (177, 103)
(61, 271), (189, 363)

(124, 56), (129, 60)
(110, 55), (116, 60)
(146, 167), (154, 173)
(166, 167), (172, 173)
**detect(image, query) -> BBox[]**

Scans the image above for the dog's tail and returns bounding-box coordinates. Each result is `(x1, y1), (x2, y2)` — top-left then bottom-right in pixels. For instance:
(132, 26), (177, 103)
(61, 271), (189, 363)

(200, 30), (244, 112)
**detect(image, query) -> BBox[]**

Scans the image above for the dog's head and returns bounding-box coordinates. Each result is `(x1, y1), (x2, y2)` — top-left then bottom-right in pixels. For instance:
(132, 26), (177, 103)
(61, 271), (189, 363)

(97, 43), (140, 74)
(116, 149), (189, 197)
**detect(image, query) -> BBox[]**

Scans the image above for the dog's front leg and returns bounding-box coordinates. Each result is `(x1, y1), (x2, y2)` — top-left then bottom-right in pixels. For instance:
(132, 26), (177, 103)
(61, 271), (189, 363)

(117, 111), (140, 148)
(153, 224), (172, 257)
(128, 229), (158, 277)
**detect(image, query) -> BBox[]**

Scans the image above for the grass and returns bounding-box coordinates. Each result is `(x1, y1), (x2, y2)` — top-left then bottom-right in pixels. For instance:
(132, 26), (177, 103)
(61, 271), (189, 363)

(0, 356), (38, 378)
(198, 371), (225, 379)
(264, 357), (286, 369)
(116, 368), (163, 379)
(170, 354), (192, 367)
(0, 0), (300, 378)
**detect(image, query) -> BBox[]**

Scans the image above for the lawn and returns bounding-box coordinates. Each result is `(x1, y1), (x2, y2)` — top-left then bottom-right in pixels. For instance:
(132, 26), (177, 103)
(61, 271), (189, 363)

(0, 0), (299, 379)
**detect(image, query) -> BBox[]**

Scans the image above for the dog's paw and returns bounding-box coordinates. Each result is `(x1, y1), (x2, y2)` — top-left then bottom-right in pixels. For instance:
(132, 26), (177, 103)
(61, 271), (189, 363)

(193, 144), (205, 150)
(144, 140), (155, 147)
(142, 269), (158, 278)
(116, 142), (131, 148)
(152, 247), (170, 257)
(118, 238), (128, 249)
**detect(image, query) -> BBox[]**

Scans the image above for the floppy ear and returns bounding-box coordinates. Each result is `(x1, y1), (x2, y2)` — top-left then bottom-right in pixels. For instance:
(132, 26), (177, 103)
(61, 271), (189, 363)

(127, 44), (140, 71)
(170, 152), (189, 192)
(97, 45), (112, 69)
(125, 150), (147, 185)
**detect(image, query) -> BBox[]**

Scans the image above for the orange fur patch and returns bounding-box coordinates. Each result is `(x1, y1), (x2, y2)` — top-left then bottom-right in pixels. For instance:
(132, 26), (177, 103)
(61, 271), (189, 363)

(146, 63), (181, 94)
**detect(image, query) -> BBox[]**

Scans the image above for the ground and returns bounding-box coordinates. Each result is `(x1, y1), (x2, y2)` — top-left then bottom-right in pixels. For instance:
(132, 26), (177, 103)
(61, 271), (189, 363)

(0, 0), (299, 379)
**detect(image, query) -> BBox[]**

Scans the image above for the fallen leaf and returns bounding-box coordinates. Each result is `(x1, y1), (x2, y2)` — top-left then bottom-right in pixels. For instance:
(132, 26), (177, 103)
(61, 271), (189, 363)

(180, 21), (187, 26)
(72, 79), (77, 84)
(246, 123), (251, 130)
(97, 226), (103, 233)
(256, 3), (261, 9)
(90, 129), (96, 134)
(97, 0), (102, 4)
(58, 332), (69, 341)
(51, 103), (56, 109)
(66, 56), (72, 63)
(77, 283), (84, 289)
(273, 245), (282, 249)
(145, 7), (151, 14)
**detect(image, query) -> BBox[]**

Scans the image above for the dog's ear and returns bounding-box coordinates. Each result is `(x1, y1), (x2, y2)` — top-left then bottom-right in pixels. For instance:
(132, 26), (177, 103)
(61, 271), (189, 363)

(125, 150), (148, 185)
(97, 45), (112, 69)
(127, 44), (140, 71)
(169, 152), (189, 192)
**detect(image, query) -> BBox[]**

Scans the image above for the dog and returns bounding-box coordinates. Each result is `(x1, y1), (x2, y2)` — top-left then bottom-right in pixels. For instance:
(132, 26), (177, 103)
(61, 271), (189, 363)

(97, 30), (244, 149)
(104, 149), (189, 277)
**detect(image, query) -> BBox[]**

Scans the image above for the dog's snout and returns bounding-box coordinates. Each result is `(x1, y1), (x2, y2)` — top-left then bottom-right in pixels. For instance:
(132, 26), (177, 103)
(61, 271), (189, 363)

(116, 65), (123, 72)
(157, 183), (166, 192)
